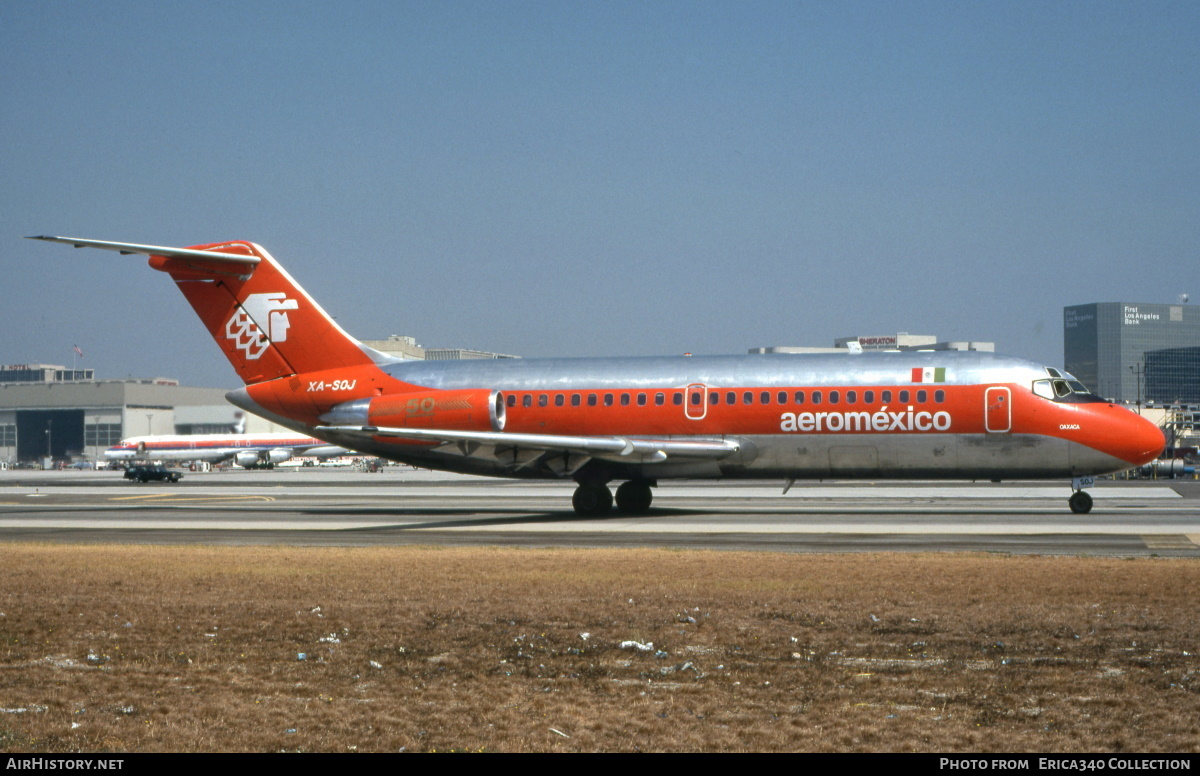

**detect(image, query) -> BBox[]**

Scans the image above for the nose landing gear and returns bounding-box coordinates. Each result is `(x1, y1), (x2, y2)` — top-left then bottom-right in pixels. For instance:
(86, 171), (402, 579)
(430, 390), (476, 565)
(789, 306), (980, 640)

(1069, 476), (1094, 514)
(1068, 490), (1093, 514)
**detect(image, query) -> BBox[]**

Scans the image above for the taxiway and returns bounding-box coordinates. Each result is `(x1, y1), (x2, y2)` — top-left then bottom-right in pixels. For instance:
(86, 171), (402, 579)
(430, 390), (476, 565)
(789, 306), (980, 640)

(2, 467), (1196, 555)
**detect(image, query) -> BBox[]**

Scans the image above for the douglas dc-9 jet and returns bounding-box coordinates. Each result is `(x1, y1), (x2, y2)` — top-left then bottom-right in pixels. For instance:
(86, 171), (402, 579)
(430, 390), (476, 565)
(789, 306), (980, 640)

(30, 236), (1164, 515)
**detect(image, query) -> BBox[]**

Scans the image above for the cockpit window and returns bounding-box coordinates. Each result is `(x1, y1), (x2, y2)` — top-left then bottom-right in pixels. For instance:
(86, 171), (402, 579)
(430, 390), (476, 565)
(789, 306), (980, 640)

(1033, 373), (1108, 404)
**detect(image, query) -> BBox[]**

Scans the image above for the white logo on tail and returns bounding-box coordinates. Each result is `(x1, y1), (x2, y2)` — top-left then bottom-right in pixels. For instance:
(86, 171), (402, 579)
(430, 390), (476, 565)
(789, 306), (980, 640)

(225, 293), (299, 360)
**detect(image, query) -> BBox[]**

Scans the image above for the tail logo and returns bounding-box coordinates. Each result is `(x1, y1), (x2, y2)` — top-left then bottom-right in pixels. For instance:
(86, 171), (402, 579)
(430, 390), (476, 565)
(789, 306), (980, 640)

(225, 292), (299, 360)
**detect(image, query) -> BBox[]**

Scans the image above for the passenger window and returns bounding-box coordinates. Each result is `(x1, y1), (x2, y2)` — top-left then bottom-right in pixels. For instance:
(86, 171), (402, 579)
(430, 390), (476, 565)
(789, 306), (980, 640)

(917, 390), (926, 404)
(794, 391), (805, 404)
(554, 394), (564, 407)
(539, 394), (548, 407)
(507, 394), (516, 407)
(709, 392), (720, 405)
(934, 390), (945, 403)
(587, 394), (597, 406)
(743, 391), (754, 405)
(812, 391), (822, 405)
(603, 394), (613, 407)
(690, 391), (702, 406)
(727, 391), (737, 404)
(777, 391), (787, 404)
(571, 394), (581, 407)
(620, 393), (630, 406)
(864, 390), (874, 404)
(655, 392), (665, 405)
(829, 390), (840, 405)
(760, 391), (771, 405)
(899, 390), (910, 403)
(882, 390), (892, 403)
(522, 394), (532, 408)
(637, 393), (646, 406)
(673, 392), (683, 406)
(846, 390), (857, 404)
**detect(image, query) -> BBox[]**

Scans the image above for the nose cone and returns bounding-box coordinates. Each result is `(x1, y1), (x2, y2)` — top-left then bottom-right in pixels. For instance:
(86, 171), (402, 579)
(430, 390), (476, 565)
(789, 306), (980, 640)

(1113, 410), (1166, 466)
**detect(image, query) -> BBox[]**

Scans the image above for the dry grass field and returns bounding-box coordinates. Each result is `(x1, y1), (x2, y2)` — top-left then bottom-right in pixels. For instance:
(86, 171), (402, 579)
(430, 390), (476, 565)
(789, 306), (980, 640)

(0, 544), (1198, 753)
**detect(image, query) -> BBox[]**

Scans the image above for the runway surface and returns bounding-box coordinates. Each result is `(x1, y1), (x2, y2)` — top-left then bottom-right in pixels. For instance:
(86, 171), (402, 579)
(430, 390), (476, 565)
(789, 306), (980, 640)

(2, 467), (1197, 555)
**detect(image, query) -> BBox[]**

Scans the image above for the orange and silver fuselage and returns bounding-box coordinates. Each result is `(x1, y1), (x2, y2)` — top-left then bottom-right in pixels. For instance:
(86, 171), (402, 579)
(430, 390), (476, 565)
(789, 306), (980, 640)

(230, 351), (1165, 482)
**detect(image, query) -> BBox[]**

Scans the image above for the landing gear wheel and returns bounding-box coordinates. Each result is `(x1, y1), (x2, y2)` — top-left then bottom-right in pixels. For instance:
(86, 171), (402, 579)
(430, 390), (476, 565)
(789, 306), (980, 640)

(1069, 490), (1093, 514)
(615, 481), (653, 514)
(572, 484), (613, 517)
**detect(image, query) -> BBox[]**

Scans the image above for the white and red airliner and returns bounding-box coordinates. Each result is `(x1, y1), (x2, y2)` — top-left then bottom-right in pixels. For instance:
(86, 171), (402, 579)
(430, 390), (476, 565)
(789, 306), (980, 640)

(104, 433), (348, 468)
(31, 236), (1164, 515)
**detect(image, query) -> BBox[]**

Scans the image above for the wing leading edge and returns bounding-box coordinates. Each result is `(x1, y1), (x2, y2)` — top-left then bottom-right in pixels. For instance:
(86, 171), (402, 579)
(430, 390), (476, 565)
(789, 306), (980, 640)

(317, 424), (740, 470)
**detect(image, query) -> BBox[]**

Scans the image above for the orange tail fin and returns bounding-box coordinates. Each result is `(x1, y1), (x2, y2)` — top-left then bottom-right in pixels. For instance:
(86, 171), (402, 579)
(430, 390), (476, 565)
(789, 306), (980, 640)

(152, 241), (375, 384)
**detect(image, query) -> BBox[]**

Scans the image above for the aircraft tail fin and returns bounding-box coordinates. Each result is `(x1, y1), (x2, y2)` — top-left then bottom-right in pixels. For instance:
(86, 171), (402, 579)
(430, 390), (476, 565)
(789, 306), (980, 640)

(28, 236), (376, 385)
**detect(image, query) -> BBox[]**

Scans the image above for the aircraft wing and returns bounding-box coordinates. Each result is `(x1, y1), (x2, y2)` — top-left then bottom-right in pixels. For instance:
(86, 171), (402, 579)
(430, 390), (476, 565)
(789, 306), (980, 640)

(316, 424), (739, 474)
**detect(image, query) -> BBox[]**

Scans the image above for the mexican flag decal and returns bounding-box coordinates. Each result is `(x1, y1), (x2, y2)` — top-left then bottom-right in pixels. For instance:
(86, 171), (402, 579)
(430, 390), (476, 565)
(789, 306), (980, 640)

(912, 367), (946, 383)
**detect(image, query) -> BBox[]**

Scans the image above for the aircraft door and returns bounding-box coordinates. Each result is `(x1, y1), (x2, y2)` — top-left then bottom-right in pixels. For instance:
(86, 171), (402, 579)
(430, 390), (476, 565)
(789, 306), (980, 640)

(685, 383), (708, 420)
(985, 387), (1011, 433)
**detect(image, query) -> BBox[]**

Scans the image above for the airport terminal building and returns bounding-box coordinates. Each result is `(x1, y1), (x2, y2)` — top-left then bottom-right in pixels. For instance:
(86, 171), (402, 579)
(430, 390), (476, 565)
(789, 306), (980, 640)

(0, 365), (244, 464)
(1064, 303), (1200, 405)
(751, 332), (995, 355)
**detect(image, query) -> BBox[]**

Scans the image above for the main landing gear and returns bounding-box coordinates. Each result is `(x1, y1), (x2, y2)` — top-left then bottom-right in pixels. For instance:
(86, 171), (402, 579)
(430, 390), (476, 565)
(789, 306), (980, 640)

(571, 480), (654, 516)
(1069, 476), (1094, 514)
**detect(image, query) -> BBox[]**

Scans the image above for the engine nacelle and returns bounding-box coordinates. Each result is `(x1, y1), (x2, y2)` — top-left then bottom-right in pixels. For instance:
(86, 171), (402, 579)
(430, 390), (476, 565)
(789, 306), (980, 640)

(234, 449), (293, 469)
(321, 389), (505, 432)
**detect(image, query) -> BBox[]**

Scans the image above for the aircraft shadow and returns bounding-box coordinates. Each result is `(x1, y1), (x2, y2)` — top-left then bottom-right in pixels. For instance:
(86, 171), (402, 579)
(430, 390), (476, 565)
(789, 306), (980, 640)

(288, 507), (713, 532)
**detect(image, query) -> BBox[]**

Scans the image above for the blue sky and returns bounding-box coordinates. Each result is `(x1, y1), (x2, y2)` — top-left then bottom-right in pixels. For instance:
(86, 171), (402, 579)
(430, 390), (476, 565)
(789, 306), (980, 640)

(3, 1), (1197, 387)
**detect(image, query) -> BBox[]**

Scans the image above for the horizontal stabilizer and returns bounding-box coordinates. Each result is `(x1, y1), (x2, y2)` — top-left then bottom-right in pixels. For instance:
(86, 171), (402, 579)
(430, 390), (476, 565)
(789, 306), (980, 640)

(26, 236), (260, 265)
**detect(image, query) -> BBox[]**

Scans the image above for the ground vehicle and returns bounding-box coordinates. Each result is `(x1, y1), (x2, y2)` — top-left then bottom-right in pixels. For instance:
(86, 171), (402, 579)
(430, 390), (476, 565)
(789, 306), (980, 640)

(123, 464), (183, 483)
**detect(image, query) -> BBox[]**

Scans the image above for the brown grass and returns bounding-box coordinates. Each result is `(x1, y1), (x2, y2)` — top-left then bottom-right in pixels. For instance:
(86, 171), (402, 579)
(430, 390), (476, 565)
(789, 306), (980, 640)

(0, 544), (1197, 752)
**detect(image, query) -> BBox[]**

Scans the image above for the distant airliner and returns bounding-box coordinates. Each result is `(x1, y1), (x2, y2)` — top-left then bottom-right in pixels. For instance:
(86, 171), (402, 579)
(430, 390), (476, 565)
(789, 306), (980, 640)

(31, 236), (1164, 514)
(105, 433), (348, 468)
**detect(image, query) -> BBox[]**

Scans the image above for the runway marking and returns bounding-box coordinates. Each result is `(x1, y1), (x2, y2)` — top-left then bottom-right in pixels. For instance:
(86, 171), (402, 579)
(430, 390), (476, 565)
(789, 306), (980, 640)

(1142, 535), (1200, 550)
(109, 494), (277, 503)
(111, 494), (182, 501)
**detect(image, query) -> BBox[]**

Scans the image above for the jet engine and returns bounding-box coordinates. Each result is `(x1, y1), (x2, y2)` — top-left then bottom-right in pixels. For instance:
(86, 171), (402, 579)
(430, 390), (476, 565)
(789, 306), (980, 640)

(321, 389), (505, 432)
(234, 449), (293, 469)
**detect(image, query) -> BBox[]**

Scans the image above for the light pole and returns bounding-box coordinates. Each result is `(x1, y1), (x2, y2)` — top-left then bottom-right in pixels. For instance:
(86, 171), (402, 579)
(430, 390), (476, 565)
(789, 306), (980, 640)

(1129, 362), (1143, 415)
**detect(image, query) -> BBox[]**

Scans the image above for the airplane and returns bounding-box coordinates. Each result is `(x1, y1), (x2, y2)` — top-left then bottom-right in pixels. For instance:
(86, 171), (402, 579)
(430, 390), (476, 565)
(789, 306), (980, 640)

(29, 236), (1165, 515)
(104, 432), (349, 468)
